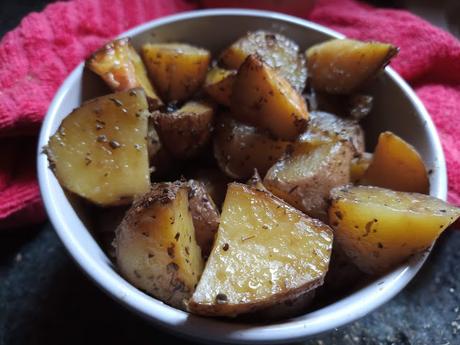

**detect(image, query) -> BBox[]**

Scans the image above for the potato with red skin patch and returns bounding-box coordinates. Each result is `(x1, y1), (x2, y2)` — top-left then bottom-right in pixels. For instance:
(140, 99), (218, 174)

(87, 38), (162, 108)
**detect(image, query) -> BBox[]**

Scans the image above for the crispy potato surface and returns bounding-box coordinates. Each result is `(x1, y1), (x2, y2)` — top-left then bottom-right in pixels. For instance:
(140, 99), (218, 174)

(116, 182), (204, 309)
(329, 185), (460, 274)
(188, 183), (332, 317)
(46, 89), (150, 206)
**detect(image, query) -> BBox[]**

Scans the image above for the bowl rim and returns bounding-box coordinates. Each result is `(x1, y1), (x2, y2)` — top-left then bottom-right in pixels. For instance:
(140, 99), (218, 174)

(37, 8), (447, 344)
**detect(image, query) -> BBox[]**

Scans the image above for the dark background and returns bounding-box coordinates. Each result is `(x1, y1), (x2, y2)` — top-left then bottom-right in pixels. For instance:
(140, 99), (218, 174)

(1, 1), (460, 345)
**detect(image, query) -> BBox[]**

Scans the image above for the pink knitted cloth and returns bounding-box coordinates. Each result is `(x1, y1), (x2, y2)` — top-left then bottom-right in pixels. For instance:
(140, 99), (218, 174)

(0, 0), (459, 228)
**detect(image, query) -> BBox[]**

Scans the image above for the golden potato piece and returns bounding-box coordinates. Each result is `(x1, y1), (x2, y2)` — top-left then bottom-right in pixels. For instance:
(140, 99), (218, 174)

(116, 182), (204, 310)
(46, 89), (150, 206)
(188, 183), (333, 317)
(264, 141), (353, 221)
(350, 152), (373, 183)
(231, 55), (309, 141)
(220, 31), (307, 92)
(361, 131), (429, 193)
(203, 67), (236, 106)
(213, 115), (288, 179)
(142, 43), (211, 102)
(153, 101), (214, 159)
(329, 185), (460, 274)
(187, 180), (220, 258)
(299, 111), (365, 154)
(87, 38), (162, 108)
(306, 39), (398, 94)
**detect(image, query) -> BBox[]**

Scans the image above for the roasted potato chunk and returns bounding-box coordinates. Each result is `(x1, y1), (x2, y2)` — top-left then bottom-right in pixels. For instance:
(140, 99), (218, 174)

(350, 153), (373, 183)
(264, 141), (353, 221)
(329, 185), (460, 274)
(219, 30), (307, 92)
(213, 115), (289, 179)
(299, 111), (365, 154)
(46, 89), (150, 206)
(188, 183), (333, 317)
(306, 39), (398, 94)
(86, 38), (162, 108)
(142, 43), (211, 102)
(231, 55), (309, 141)
(361, 131), (429, 194)
(203, 67), (236, 106)
(187, 180), (220, 258)
(153, 101), (214, 159)
(116, 182), (204, 310)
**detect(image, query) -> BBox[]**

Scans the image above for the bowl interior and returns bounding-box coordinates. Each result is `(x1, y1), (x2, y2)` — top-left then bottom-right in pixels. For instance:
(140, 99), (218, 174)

(37, 9), (447, 344)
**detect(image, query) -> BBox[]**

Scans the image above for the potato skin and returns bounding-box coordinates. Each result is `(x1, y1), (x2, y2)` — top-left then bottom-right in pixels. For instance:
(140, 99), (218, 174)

(306, 39), (398, 94)
(187, 180), (220, 258)
(116, 182), (204, 310)
(188, 183), (333, 317)
(219, 30), (307, 93)
(46, 88), (151, 206)
(329, 185), (460, 274)
(299, 111), (365, 154)
(203, 67), (236, 106)
(231, 55), (309, 141)
(360, 131), (429, 193)
(213, 114), (289, 179)
(86, 38), (162, 108)
(264, 140), (353, 221)
(187, 168), (232, 208)
(246, 169), (267, 191)
(153, 101), (214, 159)
(142, 43), (210, 102)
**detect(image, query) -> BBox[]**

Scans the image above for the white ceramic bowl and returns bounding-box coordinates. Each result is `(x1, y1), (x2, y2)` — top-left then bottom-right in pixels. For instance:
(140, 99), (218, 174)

(37, 9), (447, 344)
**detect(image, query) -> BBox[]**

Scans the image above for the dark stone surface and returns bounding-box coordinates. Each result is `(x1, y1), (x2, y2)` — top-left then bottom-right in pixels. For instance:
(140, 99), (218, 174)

(1, 1), (460, 345)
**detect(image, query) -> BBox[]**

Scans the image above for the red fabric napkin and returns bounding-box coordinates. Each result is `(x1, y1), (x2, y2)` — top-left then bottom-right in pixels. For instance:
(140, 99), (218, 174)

(1, 0), (459, 228)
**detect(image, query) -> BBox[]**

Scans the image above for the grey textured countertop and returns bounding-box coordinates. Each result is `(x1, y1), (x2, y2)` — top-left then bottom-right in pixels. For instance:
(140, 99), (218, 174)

(1, 1), (460, 344)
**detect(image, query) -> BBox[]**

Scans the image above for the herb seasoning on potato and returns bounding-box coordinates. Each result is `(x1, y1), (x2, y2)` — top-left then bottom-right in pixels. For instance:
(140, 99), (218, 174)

(45, 32), (460, 321)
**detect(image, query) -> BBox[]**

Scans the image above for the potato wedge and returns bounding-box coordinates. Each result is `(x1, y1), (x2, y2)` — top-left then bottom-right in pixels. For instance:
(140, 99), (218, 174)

(203, 67), (236, 106)
(329, 185), (460, 274)
(153, 101), (214, 159)
(231, 55), (309, 141)
(350, 152), (373, 183)
(299, 111), (365, 154)
(116, 182), (204, 310)
(187, 180), (220, 258)
(188, 183), (333, 317)
(213, 114), (289, 179)
(361, 131), (429, 193)
(219, 30), (307, 92)
(46, 89), (150, 206)
(306, 39), (398, 94)
(264, 141), (353, 221)
(86, 38), (162, 108)
(142, 43), (211, 102)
